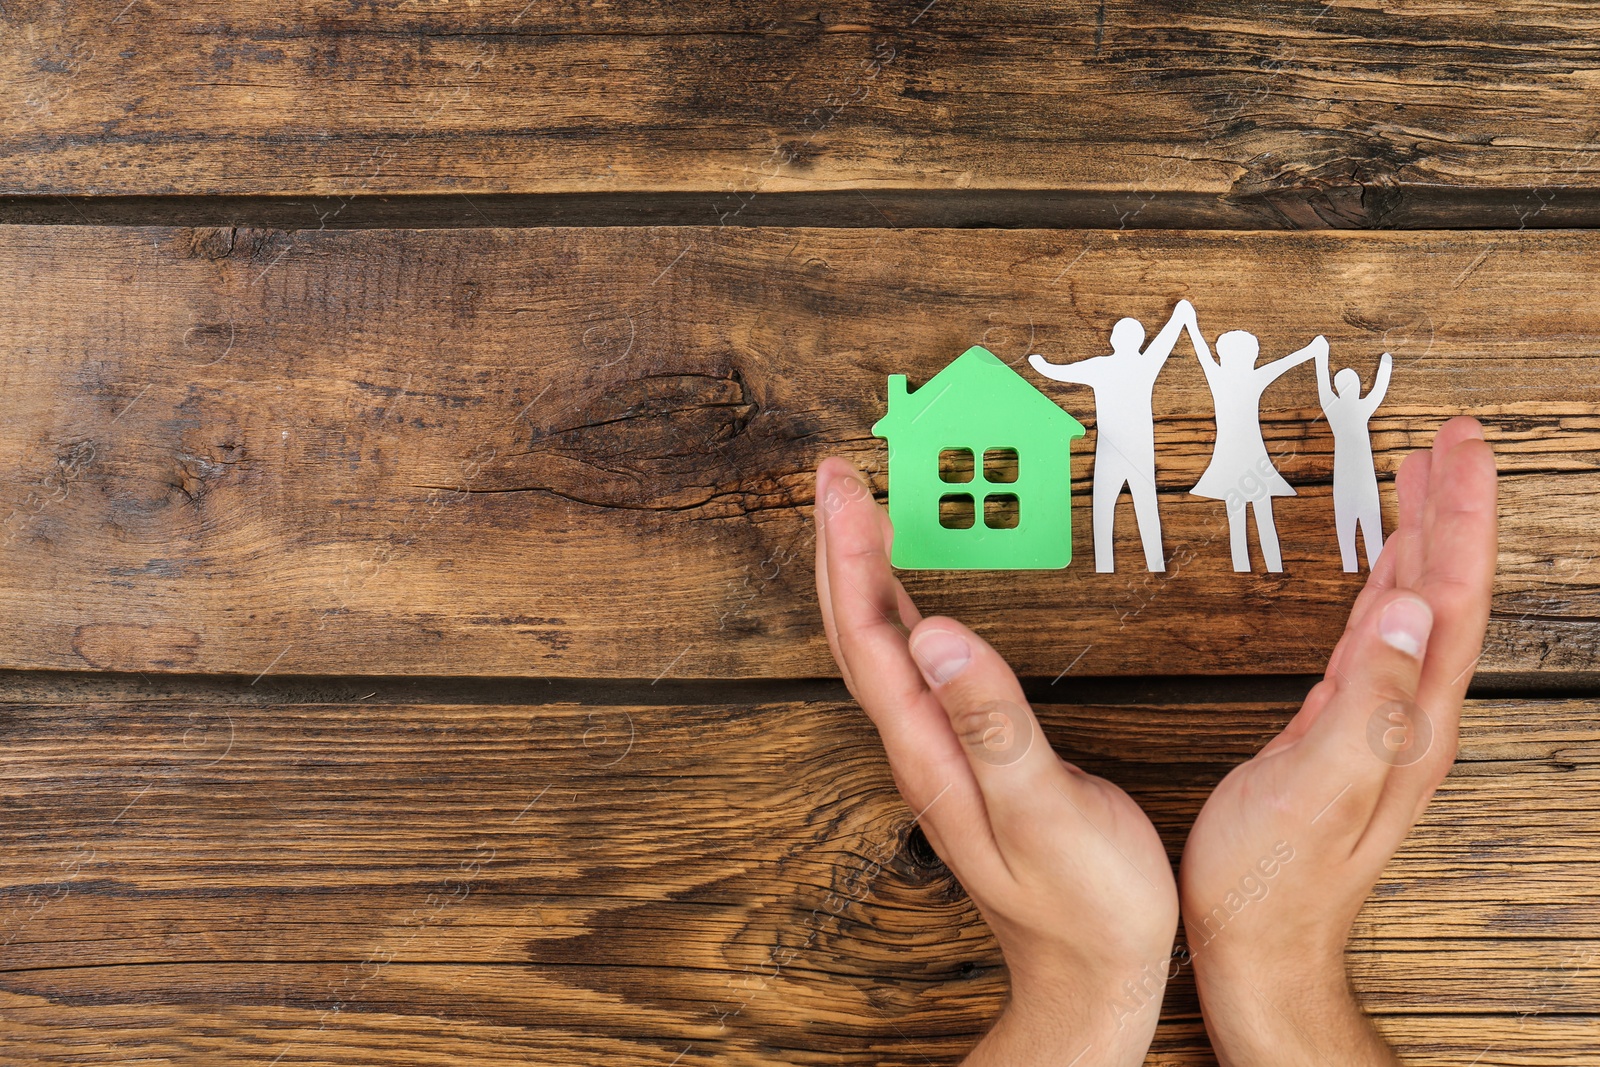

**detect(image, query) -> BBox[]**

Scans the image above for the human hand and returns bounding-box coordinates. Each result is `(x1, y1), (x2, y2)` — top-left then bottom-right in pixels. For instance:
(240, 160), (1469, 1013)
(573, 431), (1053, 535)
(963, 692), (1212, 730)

(1173, 298), (1201, 338)
(814, 458), (1178, 1066)
(1178, 416), (1498, 1065)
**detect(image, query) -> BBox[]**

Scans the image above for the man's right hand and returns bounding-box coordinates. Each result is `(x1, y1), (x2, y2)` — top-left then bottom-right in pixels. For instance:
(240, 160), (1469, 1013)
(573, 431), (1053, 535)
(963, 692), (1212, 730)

(1179, 416), (1497, 1066)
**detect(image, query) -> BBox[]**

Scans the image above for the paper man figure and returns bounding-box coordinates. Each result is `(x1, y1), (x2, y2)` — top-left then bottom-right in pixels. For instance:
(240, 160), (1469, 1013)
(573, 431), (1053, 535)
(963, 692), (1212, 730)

(1190, 324), (1327, 573)
(1028, 299), (1201, 572)
(1316, 348), (1392, 572)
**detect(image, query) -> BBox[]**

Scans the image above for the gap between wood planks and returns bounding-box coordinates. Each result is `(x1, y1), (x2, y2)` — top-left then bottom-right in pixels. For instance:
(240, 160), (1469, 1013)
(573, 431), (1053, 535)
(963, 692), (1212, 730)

(7, 189), (1600, 231)
(0, 670), (1594, 708)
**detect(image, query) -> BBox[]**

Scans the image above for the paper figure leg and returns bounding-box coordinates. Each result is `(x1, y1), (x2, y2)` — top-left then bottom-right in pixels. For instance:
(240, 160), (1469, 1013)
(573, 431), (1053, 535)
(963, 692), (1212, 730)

(1130, 480), (1165, 572)
(1092, 472), (1126, 573)
(1253, 497), (1283, 573)
(1358, 507), (1385, 570)
(1226, 495), (1250, 573)
(1336, 507), (1359, 573)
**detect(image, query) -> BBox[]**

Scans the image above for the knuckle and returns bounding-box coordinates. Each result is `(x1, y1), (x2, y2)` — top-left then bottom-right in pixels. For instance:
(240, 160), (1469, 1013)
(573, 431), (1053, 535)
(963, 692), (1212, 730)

(947, 697), (1034, 767)
(1366, 670), (1420, 708)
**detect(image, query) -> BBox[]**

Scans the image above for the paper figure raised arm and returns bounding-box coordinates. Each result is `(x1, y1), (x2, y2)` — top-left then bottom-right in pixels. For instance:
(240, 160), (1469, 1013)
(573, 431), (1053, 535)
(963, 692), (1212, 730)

(1028, 298), (1202, 572)
(1316, 348), (1392, 572)
(1190, 326), (1328, 573)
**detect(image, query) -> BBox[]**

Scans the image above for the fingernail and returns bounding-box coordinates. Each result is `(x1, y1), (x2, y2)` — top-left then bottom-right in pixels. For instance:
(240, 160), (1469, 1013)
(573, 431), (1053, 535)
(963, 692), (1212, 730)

(1379, 596), (1433, 658)
(1464, 420), (1486, 440)
(910, 628), (972, 686)
(820, 468), (867, 516)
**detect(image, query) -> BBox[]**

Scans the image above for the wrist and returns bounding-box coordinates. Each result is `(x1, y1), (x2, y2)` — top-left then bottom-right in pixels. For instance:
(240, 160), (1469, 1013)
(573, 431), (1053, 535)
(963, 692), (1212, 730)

(994, 958), (1170, 1066)
(970, 1001), (1159, 1067)
(1192, 948), (1395, 1067)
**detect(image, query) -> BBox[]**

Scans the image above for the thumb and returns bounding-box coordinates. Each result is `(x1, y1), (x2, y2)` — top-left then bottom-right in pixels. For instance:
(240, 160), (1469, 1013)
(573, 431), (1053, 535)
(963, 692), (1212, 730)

(1330, 590), (1434, 725)
(1292, 589), (1436, 831)
(907, 618), (1065, 825)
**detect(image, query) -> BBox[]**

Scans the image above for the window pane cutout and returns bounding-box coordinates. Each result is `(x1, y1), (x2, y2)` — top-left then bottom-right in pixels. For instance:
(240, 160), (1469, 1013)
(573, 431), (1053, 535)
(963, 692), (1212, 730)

(984, 494), (1020, 529)
(938, 447), (975, 483)
(983, 448), (1019, 482)
(939, 494), (975, 529)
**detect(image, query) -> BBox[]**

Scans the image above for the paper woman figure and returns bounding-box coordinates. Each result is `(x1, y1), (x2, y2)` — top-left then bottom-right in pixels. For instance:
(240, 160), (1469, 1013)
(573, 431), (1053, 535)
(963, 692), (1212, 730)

(1189, 325), (1327, 573)
(1028, 299), (1202, 572)
(1316, 348), (1392, 572)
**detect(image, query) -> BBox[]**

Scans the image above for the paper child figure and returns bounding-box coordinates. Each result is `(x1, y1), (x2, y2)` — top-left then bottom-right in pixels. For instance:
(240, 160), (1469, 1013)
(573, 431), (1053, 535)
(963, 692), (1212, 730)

(1028, 299), (1201, 572)
(1316, 348), (1392, 572)
(1189, 324), (1327, 573)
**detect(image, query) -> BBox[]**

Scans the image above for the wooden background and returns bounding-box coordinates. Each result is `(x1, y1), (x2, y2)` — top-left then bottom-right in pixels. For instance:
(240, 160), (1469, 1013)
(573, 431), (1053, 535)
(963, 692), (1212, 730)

(2, 3), (1598, 1064)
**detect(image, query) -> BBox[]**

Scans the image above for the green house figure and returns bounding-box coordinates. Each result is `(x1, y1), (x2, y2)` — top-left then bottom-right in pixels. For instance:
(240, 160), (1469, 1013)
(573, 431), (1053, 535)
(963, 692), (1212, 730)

(872, 345), (1086, 570)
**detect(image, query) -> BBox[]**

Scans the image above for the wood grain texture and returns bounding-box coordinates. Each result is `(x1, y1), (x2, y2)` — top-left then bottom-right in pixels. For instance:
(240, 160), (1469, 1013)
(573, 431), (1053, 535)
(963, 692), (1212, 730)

(4, 6), (1593, 1066)
(0, 224), (1594, 679)
(2, 1), (1600, 225)
(2, 694), (1598, 1065)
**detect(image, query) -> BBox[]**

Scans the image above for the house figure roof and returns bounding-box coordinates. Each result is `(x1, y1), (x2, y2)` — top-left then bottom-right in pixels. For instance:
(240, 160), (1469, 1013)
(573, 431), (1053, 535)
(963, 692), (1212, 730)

(872, 345), (1085, 440)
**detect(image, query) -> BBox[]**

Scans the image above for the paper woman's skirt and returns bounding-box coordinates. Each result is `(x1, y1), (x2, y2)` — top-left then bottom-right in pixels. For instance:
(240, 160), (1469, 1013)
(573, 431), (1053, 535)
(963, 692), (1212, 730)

(1190, 455), (1296, 500)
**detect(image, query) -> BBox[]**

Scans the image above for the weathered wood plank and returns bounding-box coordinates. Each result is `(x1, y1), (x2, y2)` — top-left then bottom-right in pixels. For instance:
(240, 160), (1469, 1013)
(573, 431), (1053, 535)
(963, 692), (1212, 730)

(2, 975), (1597, 1067)
(1, 697), (1597, 1065)
(3, 968), (1596, 1067)
(2, 2), (1599, 225)
(10, 188), (1600, 232)
(1, 224), (1594, 678)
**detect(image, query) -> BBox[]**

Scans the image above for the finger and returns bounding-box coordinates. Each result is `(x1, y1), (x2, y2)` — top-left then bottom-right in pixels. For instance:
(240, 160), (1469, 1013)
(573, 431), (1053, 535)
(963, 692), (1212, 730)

(1391, 446), (1433, 591)
(1416, 431), (1498, 703)
(1322, 591), (1434, 729)
(907, 618), (1072, 825)
(815, 460), (859, 697)
(1283, 589), (1435, 852)
(819, 460), (998, 864)
(820, 458), (921, 635)
(904, 617), (1170, 886)
(892, 574), (923, 631)
(886, 556), (924, 632)
(1327, 536), (1398, 683)
(821, 460), (918, 705)
(1363, 428), (1496, 845)
(1431, 414), (1488, 456)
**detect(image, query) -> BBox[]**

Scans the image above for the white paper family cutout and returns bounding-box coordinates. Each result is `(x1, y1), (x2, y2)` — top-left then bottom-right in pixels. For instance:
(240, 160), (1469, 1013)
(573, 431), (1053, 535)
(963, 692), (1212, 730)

(1028, 299), (1390, 575)
(1027, 303), (1194, 573)
(1318, 346), (1391, 572)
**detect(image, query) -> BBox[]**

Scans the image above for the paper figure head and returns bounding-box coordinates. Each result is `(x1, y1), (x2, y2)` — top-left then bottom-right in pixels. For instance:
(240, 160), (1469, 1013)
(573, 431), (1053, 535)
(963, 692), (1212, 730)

(1334, 367), (1361, 398)
(1109, 317), (1145, 355)
(1217, 329), (1260, 370)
